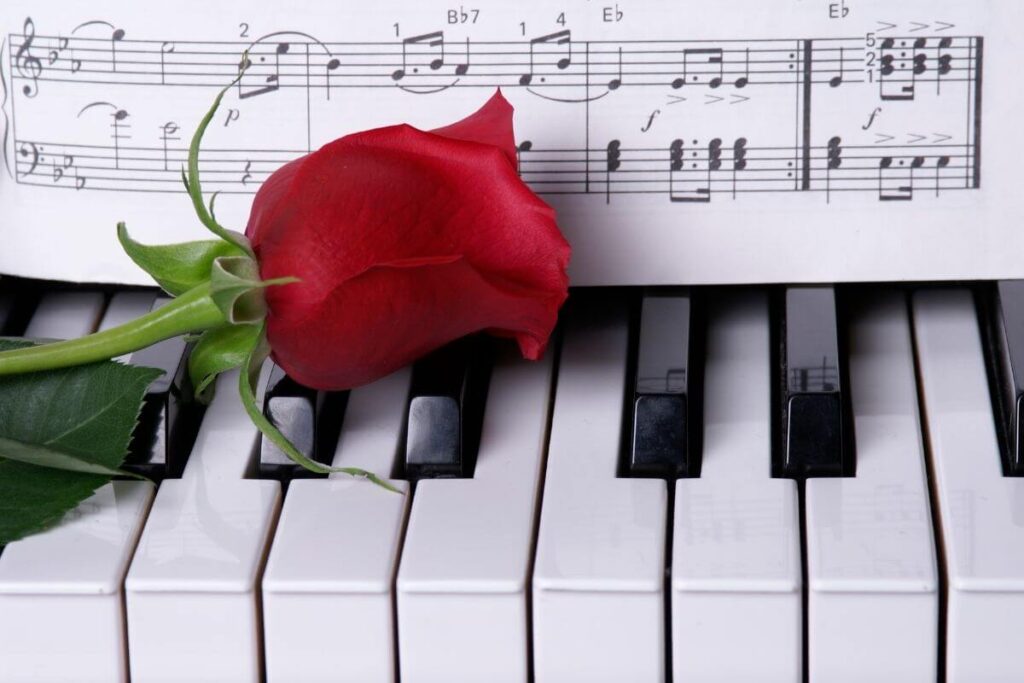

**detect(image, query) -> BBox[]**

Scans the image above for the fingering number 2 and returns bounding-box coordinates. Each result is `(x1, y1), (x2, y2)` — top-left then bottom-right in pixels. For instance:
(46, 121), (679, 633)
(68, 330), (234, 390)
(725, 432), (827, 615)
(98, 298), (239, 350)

(239, 22), (250, 38)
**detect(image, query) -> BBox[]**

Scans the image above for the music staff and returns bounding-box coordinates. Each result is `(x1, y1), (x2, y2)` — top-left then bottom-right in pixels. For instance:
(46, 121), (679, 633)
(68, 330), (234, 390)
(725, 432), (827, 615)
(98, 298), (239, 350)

(4, 17), (983, 213)
(10, 136), (978, 204)
(6, 28), (979, 97)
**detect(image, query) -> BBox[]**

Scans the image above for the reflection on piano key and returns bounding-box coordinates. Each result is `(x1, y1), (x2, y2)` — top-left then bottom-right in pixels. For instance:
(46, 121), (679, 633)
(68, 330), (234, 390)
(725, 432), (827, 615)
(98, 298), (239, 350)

(672, 292), (801, 682)
(629, 289), (703, 478)
(533, 295), (666, 682)
(262, 368), (411, 683)
(397, 347), (555, 682)
(0, 292), (153, 683)
(913, 290), (1024, 681)
(125, 368), (280, 682)
(806, 291), (937, 681)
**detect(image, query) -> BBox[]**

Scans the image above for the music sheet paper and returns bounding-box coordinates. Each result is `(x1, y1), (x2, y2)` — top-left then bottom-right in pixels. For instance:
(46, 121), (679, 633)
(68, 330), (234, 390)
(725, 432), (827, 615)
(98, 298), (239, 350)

(0, 0), (1019, 286)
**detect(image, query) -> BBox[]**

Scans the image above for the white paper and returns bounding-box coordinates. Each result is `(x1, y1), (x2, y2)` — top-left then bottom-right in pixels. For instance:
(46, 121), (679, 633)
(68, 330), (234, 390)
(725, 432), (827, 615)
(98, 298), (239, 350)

(0, 0), (1019, 286)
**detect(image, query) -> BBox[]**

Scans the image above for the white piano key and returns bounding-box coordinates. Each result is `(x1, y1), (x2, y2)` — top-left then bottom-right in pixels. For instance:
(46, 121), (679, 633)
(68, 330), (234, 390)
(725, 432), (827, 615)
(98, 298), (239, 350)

(99, 291), (157, 362)
(125, 368), (280, 683)
(98, 291), (156, 332)
(533, 299), (667, 683)
(397, 348), (555, 683)
(0, 292), (158, 683)
(806, 292), (938, 682)
(913, 289), (1024, 682)
(23, 290), (106, 340)
(262, 368), (411, 683)
(672, 293), (802, 682)
(0, 482), (154, 683)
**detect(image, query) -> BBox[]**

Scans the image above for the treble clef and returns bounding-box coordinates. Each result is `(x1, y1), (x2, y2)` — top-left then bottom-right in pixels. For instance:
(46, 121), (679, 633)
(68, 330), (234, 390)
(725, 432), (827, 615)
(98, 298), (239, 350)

(14, 17), (43, 97)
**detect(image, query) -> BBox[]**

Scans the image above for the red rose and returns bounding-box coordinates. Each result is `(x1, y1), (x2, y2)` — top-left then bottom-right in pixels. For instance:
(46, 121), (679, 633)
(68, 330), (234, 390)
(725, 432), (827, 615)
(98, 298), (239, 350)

(245, 91), (571, 390)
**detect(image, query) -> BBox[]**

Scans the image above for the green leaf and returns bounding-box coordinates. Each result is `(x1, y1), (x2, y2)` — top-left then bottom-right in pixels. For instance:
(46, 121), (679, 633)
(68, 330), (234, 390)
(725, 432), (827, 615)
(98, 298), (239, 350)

(209, 255), (298, 325)
(0, 339), (162, 544)
(0, 436), (144, 479)
(118, 222), (247, 296)
(238, 327), (400, 492)
(188, 323), (263, 402)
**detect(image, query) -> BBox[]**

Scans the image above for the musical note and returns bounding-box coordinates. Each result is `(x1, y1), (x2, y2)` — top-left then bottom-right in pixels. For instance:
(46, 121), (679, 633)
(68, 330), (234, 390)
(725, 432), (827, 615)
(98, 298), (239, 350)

(731, 137), (748, 198)
(159, 42), (175, 85)
(936, 36), (953, 94)
(520, 30), (571, 86)
(935, 155), (951, 197)
(78, 101), (130, 168)
(455, 37), (471, 76)
(878, 155), (925, 201)
(159, 121), (179, 170)
(830, 47), (845, 88)
(735, 48), (751, 88)
(608, 47), (623, 91)
(392, 31), (445, 81)
(325, 57), (341, 99)
(516, 140), (532, 172)
(880, 38), (928, 101)
(669, 138), (716, 203)
(605, 139), (622, 203)
(826, 136), (843, 202)
(14, 18), (43, 97)
(673, 48), (725, 90)
(239, 41), (290, 98)
(111, 27), (126, 71)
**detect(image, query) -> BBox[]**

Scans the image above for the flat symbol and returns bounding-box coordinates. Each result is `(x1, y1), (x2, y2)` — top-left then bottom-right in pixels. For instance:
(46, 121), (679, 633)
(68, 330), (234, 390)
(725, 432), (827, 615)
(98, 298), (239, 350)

(640, 109), (661, 132)
(862, 107), (882, 130)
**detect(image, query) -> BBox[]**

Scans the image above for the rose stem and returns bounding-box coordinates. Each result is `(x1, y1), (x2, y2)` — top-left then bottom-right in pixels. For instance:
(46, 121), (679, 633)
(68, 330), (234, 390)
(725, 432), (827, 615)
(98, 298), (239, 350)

(0, 283), (227, 376)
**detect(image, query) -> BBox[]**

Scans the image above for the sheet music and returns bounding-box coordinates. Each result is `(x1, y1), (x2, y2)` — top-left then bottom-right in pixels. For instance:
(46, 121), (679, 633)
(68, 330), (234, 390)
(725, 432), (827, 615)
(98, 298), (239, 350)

(0, 0), (1019, 286)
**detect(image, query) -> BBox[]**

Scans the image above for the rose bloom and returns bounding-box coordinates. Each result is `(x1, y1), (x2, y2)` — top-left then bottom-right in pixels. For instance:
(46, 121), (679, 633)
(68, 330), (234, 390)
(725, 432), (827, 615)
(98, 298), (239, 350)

(245, 92), (571, 389)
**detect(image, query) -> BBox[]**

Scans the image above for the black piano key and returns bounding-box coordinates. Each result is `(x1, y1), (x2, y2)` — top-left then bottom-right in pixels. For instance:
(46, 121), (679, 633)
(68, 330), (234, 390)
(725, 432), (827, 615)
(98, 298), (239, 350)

(259, 363), (347, 480)
(404, 336), (491, 480)
(124, 298), (204, 479)
(979, 280), (1024, 475)
(0, 281), (37, 337)
(775, 286), (853, 478)
(629, 290), (703, 478)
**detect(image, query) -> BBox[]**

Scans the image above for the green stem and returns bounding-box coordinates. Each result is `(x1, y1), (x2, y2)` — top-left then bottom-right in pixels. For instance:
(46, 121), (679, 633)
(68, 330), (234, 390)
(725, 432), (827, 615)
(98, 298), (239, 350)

(0, 284), (228, 376)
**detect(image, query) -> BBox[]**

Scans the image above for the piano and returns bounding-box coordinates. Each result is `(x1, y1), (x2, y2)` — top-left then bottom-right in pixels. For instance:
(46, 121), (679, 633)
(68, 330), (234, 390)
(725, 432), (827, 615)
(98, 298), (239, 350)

(2, 277), (1023, 682)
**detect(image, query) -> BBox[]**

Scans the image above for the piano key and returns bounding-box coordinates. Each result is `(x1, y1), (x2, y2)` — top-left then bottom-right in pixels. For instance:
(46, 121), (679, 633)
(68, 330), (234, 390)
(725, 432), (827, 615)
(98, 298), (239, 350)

(806, 291), (938, 682)
(776, 286), (852, 477)
(262, 368), (411, 683)
(397, 346), (556, 682)
(259, 363), (347, 480)
(97, 291), (156, 336)
(0, 287), (14, 333)
(0, 482), (154, 683)
(405, 336), (491, 479)
(99, 292), (205, 479)
(23, 290), (106, 340)
(978, 280), (1024, 475)
(0, 292), (156, 683)
(672, 292), (802, 682)
(913, 289), (1024, 682)
(630, 289), (703, 478)
(533, 295), (667, 682)
(0, 281), (35, 336)
(125, 367), (280, 682)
